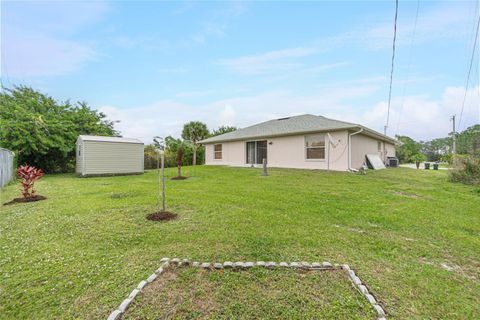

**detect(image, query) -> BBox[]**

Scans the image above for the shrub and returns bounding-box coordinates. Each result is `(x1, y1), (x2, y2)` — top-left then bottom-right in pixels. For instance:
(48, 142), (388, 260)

(17, 165), (44, 198)
(449, 156), (480, 186)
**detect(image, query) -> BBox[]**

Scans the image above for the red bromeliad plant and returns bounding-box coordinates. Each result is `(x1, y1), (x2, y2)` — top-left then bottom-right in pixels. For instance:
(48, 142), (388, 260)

(17, 165), (44, 198)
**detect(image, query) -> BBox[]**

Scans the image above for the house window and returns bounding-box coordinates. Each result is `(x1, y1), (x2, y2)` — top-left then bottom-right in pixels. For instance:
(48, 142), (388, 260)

(305, 134), (325, 160)
(78, 145), (81, 156)
(377, 141), (382, 152)
(214, 144), (222, 160)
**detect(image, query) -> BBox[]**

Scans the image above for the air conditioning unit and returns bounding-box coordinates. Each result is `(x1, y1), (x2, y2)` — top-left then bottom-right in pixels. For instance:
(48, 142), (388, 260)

(387, 157), (399, 168)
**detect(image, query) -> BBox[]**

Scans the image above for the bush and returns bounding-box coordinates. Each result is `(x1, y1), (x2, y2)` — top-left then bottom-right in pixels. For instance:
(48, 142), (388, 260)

(449, 156), (480, 185)
(17, 165), (44, 198)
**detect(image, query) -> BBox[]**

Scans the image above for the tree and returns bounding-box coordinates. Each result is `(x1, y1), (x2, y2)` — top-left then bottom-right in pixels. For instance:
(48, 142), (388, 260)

(211, 125), (237, 137)
(456, 124), (480, 157)
(0, 86), (118, 172)
(181, 121), (209, 165)
(395, 135), (422, 163)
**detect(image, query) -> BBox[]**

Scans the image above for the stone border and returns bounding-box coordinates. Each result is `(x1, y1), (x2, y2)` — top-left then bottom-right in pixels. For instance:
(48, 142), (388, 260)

(107, 258), (387, 320)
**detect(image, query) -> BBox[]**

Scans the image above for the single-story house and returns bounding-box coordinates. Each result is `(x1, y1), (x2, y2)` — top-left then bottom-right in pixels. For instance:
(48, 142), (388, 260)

(76, 135), (144, 177)
(200, 114), (397, 171)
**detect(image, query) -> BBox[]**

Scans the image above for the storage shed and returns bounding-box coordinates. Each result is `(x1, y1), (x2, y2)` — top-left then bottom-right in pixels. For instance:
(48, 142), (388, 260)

(76, 135), (144, 177)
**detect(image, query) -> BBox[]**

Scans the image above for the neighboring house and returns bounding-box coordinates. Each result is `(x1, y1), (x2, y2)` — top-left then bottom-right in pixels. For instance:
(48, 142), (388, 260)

(76, 135), (144, 177)
(200, 114), (397, 171)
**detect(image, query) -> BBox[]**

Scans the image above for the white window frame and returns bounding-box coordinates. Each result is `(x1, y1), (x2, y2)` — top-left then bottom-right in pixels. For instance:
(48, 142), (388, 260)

(213, 144), (222, 160)
(305, 134), (326, 161)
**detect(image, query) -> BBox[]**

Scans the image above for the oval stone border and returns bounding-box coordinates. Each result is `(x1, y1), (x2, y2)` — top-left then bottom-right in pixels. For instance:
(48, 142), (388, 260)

(107, 258), (387, 320)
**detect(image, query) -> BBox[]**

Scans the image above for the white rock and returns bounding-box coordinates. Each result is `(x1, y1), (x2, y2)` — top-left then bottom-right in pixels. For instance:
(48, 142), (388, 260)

(300, 262), (310, 268)
(352, 276), (362, 285)
(256, 261), (266, 266)
(322, 262), (333, 268)
(342, 264), (350, 270)
(107, 310), (122, 320)
(373, 304), (386, 316)
(311, 262), (321, 268)
(155, 267), (164, 274)
(118, 298), (132, 313)
(365, 294), (376, 305)
(279, 262), (289, 267)
(223, 261), (233, 268)
(182, 258), (189, 265)
(171, 258), (180, 265)
(289, 262), (300, 268)
(160, 257), (169, 263)
(347, 270), (356, 278)
(137, 280), (148, 290)
(162, 261), (170, 268)
(192, 261), (200, 267)
(147, 273), (157, 283)
(358, 285), (368, 294)
(244, 262), (254, 268)
(128, 289), (140, 300)
(234, 262), (245, 268)
(265, 262), (276, 268)
(201, 262), (211, 269)
(214, 263), (223, 269)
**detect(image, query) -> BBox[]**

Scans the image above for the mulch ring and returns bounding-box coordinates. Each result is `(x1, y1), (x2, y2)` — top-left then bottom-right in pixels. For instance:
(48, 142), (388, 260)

(146, 211), (178, 221)
(3, 195), (47, 206)
(171, 176), (188, 180)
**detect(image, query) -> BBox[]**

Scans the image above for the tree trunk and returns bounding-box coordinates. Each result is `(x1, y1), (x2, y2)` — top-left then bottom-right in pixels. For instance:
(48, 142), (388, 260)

(177, 162), (181, 177)
(192, 147), (197, 166)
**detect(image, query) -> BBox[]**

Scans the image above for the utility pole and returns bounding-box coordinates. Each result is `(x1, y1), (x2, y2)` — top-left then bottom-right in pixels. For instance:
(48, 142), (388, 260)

(451, 115), (456, 155)
(384, 125), (388, 136)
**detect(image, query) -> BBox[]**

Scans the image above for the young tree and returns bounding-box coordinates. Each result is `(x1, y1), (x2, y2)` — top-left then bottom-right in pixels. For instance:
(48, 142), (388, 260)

(17, 165), (44, 198)
(165, 136), (186, 177)
(181, 121), (209, 165)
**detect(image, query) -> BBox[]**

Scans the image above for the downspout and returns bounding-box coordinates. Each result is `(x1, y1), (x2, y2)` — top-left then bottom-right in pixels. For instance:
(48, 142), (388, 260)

(348, 127), (364, 171)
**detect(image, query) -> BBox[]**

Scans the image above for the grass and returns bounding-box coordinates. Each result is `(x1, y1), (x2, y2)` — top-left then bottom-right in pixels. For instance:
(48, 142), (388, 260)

(125, 267), (375, 319)
(0, 166), (479, 319)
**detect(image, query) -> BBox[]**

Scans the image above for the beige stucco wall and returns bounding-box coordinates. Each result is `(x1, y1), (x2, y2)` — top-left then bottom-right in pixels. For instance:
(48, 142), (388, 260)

(77, 140), (144, 176)
(205, 130), (350, 171)
(350, 133), (396, 169)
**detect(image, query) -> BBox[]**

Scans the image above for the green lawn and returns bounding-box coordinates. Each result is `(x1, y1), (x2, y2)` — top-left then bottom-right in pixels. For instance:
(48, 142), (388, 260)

(0, 166), (479, 319)
(125, 267), (375, 320)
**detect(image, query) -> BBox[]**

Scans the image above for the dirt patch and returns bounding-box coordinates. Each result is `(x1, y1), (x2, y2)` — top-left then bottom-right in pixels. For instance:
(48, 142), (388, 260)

(3, 195), (47, 206)
(171, 176), (188, 180)
(146, 211), (178, 221)
(124, 267), (376, 319)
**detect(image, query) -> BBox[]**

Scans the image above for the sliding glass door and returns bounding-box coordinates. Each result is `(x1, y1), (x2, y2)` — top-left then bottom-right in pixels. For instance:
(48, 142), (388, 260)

(246, 140), (267, 164)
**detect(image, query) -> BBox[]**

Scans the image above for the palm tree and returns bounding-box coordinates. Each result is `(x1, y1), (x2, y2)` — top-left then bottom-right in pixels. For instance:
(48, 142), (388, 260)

(181, 121), (209, 165)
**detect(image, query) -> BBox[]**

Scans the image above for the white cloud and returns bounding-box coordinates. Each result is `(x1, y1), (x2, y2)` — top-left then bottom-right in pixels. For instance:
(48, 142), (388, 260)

(1, 2), (108, 77)
(2, 29), (96, 77)
(218, 47), (319, 75)
(218, 105), (236, 126)
(100, 84), (479, 144)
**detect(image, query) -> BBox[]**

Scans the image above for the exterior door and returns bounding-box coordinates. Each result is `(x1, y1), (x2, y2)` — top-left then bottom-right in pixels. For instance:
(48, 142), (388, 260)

(246, 140), (267, 164)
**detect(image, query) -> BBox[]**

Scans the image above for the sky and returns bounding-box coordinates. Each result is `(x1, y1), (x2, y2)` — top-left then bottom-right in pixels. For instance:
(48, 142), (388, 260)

(1, 0), (479, 143)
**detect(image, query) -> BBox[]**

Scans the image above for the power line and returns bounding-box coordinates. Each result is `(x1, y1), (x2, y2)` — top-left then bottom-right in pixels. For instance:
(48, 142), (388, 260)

(385, 0), (399, 135)
(395, 0), (420, 136)
(458, 13), (480, 130)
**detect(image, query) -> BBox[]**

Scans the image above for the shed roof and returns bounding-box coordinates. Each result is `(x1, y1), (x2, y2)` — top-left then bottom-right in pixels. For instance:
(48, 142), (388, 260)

(200, 114), (397, 144)
(78, 135), (143, 144)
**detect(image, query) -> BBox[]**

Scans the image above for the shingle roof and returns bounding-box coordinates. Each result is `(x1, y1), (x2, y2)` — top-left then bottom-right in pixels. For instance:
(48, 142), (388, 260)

(78, 135), (143, 144)
(200, 114), (396, 144)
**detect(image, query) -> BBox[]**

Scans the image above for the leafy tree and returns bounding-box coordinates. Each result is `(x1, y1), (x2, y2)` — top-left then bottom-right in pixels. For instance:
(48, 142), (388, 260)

(181, 121), (209, 165)
(395, 135), (422, 163)
(456, 124), (480, 157)
(0, 86), (118, 172)
(421, 137), (451, 161)
(211, 125), (237, 137)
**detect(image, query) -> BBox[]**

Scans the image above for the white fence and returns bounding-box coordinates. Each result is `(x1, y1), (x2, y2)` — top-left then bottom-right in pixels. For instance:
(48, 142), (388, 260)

(0, 148), (15, 188)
